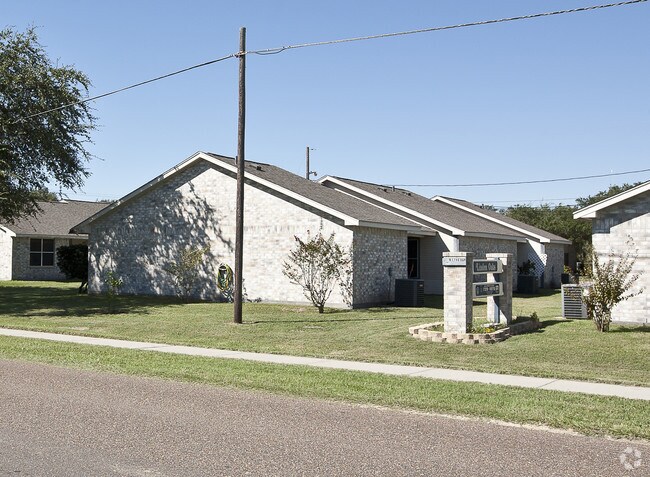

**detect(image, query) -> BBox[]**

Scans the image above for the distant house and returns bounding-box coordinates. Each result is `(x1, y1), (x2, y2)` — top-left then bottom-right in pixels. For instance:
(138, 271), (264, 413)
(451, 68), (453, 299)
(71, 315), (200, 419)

(0, 200), (109, 281)
(72, 152), (426, 307)
(574, 180), (649, 324)
(319, 177), (571, 293)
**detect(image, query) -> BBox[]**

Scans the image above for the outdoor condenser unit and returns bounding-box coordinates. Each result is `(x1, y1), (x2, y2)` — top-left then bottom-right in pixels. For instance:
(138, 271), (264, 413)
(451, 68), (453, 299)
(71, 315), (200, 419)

(561, 284), (587, 319)
(394, 279), (425, 307)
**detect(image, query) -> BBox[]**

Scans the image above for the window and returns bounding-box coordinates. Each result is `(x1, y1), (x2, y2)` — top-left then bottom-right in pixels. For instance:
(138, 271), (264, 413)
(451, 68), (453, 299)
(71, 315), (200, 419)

(407, 237), (419, 279)
(30, 239), (55, 267)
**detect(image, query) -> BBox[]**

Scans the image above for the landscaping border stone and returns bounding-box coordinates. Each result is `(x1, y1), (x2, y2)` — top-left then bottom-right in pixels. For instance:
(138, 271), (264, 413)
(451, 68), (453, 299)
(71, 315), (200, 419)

(409, 319), (539, 345)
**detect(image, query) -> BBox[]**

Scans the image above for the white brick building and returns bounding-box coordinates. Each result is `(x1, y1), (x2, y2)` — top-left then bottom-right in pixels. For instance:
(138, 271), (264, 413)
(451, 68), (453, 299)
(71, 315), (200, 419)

(72, 152), (424, 307)
(574, 181), (650, 324)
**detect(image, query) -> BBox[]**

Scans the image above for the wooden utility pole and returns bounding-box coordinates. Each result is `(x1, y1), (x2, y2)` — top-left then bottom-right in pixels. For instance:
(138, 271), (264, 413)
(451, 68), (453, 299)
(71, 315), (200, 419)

(233, 27), (246, 324)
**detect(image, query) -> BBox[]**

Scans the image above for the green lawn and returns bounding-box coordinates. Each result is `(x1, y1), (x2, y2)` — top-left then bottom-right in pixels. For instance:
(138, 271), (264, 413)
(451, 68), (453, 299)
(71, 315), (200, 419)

(0, 281), (648, 386)
(1, 335), (649, 440)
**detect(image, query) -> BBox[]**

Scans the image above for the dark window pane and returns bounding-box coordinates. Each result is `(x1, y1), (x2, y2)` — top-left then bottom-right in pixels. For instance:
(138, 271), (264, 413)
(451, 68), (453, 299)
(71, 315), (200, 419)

(42, 239), (55, 252)
(407, 238), (418, 259)
(30, 239), (41, 252)
(42, 253), (54, 267)
(407, 238), (420, 279)
(30, 253), (41, 266)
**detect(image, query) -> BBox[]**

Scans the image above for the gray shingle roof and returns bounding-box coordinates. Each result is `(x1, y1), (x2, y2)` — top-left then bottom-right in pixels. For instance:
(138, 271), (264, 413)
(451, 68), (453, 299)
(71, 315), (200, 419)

(2, 200), (109, 237)
(206, 154), (423, 229)
(328, 177), (525, 239)
(440, 197), (571, 244)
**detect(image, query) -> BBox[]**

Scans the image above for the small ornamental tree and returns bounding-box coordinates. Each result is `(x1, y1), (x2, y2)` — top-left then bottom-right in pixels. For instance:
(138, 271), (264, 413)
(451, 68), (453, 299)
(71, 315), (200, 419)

(583, 239), (643, 332)
(164, 245), (209, 302)
(56, 244), (88, 293)
(283, 231), (351, 313)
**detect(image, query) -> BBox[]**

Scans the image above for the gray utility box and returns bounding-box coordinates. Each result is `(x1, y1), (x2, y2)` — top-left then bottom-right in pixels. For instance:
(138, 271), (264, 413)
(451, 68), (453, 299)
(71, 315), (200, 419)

(562, 284), (587, 319)
(394, 279), (424, 307)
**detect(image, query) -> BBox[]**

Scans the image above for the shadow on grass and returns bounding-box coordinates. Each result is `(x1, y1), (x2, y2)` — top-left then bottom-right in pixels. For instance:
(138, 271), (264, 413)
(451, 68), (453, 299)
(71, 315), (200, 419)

(514, 289), (561, 299)
(0, 284), (182, 317)
(244, 314), (417, 325)
(538, 319), (571, 329)
(610, 325), (650, 333)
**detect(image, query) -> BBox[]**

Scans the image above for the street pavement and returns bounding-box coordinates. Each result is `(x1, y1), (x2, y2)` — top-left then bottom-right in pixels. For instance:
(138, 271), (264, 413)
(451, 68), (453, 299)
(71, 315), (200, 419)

(1, 359), (647, 477)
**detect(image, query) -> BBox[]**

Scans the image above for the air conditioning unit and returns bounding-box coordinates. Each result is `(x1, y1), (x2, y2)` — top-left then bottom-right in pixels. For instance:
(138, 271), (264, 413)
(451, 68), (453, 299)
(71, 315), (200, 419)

(394, 279), (424, 307)
(562, 284), (587, 319)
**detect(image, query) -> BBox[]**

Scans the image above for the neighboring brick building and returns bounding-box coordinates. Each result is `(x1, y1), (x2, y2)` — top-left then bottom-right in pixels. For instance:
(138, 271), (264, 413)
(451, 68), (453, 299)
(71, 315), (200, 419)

(319, 177), (571, 293)
(72, 152), (425, 307)
(0, 200), (108, 281)
(574, 181), (650, 324)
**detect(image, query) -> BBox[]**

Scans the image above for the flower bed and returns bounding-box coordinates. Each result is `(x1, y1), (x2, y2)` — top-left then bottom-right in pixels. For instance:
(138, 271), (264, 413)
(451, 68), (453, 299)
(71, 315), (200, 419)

(408, 319), (539, 345)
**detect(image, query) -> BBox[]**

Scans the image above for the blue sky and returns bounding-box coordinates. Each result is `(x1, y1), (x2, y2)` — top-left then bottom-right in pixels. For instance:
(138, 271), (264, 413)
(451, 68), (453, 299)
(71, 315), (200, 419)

(3, 0), (649, 207)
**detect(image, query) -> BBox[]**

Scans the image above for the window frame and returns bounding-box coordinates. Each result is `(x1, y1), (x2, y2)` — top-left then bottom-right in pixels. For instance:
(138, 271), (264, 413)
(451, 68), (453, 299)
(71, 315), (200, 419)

(29, 238), (55, 267)
(407, 237), (420, 279)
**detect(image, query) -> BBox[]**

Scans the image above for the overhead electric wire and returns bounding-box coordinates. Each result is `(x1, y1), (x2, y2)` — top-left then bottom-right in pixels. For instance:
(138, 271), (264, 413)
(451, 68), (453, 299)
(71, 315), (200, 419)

(17, 53), (236, 122)
(248, 0), (647, 55)
(392, 167), (650, 188)
(15, 0), (646, 123)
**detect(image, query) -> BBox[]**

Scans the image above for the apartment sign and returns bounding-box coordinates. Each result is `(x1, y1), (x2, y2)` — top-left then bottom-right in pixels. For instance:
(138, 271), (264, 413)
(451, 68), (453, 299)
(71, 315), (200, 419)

(472, 259), (503, 274)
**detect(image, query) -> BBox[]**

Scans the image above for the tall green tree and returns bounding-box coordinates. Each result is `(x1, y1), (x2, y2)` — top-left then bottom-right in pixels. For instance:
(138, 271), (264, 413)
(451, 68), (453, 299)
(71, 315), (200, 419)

(504, 182), (644, 263)
(575, 182), (644, 208)
(505, 204), (592, 261)
(0, 27), (96, 223)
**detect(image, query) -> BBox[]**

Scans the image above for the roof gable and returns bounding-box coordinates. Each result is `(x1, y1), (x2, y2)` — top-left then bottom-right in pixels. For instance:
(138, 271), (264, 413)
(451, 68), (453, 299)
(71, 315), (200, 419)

(574, 180), (650, 220)
(73, 152), (425, 233)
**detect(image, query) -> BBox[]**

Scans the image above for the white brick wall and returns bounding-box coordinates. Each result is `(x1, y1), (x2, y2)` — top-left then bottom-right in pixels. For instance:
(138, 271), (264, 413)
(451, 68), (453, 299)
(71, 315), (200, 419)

(353, 227), (407, 306)
(592, 192), (649, 324)
(0, 230), (12, 280)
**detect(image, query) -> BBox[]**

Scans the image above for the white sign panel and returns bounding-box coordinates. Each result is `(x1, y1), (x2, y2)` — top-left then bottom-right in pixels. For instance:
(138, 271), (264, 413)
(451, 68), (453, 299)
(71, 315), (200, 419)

(442, 256), (467, 267)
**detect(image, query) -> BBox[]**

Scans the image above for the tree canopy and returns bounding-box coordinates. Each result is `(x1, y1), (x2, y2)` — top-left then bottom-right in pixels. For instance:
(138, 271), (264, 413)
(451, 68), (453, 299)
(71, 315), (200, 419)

(503, 182), (644, 262)
(0, 27), (96, 223)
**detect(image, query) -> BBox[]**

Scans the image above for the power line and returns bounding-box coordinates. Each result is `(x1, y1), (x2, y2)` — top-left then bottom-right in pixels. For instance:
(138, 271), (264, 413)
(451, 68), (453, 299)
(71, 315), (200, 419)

(15, 0), (646, 122)
(248, 0), (646, 55)
(17, 53), (236, 122)
(392, 167), (650, 188)
(482, 198), (579, 204)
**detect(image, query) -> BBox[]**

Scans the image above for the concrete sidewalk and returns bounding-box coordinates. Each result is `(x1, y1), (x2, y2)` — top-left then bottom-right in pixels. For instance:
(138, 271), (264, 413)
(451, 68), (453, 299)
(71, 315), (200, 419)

(1, 327), (649, 401)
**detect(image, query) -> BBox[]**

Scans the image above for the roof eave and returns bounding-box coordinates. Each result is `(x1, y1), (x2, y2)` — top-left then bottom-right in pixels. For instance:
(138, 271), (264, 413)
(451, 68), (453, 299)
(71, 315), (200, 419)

(432, 195), (562, 244)
(357, 220), (426, 232)
(0, 225), (16, 237)
(573, 181), (650, 220)
(463, 231), (524, 242)
(16, 232), (88, 239)
(320, 176), (465, 235)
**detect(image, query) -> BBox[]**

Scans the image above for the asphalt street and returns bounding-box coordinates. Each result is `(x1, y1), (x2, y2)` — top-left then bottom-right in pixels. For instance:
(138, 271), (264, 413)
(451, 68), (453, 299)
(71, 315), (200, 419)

(0, 359), (647, 476)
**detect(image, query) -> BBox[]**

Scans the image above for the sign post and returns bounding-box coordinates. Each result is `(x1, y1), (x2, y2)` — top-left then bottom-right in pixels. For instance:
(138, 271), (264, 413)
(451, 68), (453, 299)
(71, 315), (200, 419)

(486, 253), (513, 325)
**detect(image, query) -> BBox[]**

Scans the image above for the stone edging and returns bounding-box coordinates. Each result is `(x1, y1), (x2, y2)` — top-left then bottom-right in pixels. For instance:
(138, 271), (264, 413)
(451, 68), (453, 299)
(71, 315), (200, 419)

(409, 320), (539, 345)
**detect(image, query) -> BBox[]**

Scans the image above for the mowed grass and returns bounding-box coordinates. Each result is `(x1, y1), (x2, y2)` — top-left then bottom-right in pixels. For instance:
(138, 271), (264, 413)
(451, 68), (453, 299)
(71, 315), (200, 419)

(1, 336), (649, 441)
(0, 281), (648, 386)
